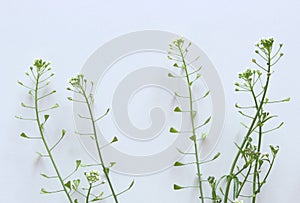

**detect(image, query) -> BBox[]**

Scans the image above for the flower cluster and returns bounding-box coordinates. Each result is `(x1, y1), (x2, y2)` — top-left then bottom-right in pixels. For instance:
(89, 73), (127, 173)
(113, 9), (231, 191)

(84, 170), (100, 184)
(69, 74), (85, 88)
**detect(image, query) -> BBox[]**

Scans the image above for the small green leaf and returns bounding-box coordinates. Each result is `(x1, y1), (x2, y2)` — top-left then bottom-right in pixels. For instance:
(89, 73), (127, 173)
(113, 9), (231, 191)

(111, 136), (118, 143)
(128, 180), (135, 190)
(64, 181), (71, 190)
(189, 135), (196, 141)
(174, 106), (182, 112)
(203, 116), (211, 125)
(169, 127), (179, 133)
(203, 90), (210, 98)
(62, 129), (66, 137)
(92, 197), (101, 202)
(174, 161), (185, 166)
(212, 152), (221, 160)
(72, 179), (80, 190)
(36, 152), (43, 157)
(168, 73), (175, 78)
(174, 184), (184, 190)
(192, 111), (197, 119)
(207, 176), (216, 185)
(40, 173), (57, 178)
(40, 173), (48, 178)
(44, 114), (50, 122)
(104, 167), (110, 175)
(20, 132), (29, 139)
(110, 162), (116, 167)
(201, 132), (208, 140)
(270, 145), (279, 155)
(40, 188), (50, 194)
(75, 160), (81, 170)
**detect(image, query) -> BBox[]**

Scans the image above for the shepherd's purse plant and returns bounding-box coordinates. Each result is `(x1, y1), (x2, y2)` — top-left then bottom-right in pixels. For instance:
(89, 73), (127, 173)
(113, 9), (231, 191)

(167, 37), (289, 203)
(17, 60), (133, 203)
(17, 37), (288, 203)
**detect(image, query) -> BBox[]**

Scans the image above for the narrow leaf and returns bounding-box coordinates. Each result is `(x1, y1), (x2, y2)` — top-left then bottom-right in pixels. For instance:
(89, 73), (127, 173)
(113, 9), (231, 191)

(169, 127), (179, 133)
(111, 136), (118, 143)
(189, 135), (196, 141)
(128, 180), (135, 189)
(62, 129), (66, 137)
(20, 132), (29, 139)
(212, 152), (221, 160)
(44, 114), (50, 122)
(270, 145), (279, 155)
(168, 73), (175, 78)
(40, 173), (49, 178)
(174, 184), (184, 190)
(40, 173), (56, 179)
(174, 106), (182, 112)
(192, 111), (197, 119)
(72, 179), (80, 190)
(40, 188), (50, 194)
(75, 160), (81, 170)
(104, 167), (110, 175)
(202, 132), (208, 140)
(64, 181), (71, 190)
(174, 161), (185, 166)
(203, 116), (211, 125)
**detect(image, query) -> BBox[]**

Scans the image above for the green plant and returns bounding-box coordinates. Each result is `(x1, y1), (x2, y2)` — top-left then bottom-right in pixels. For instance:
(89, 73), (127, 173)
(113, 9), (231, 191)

(167, 38), (288, 203)
(17, 60), (79, 203)
(17, 37), (288, 203)
(223, 38), (289, 203)
(167, 38), (220, 202)
(67, 74), (134, 203)
(17, 60), (133, 203)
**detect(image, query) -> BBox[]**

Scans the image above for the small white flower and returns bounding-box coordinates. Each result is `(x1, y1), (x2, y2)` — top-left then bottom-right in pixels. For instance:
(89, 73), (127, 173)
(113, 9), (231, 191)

(234, 199), (244, 203)
(84, 170), (100, 184)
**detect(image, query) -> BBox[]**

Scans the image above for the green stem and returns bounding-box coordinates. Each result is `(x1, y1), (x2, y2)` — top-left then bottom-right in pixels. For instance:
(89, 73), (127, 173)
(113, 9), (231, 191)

(259, 155), (276, 189)
(179, 45), (205, 203)
(251, 124), (262, 203)
(251, 55), (271, 203)
(81, 87), (119, 203)
(34, 73), (73, 203)
(86, 184), (92, 203)
(237, 164), (252, 197)
(224, 59), (272, 203)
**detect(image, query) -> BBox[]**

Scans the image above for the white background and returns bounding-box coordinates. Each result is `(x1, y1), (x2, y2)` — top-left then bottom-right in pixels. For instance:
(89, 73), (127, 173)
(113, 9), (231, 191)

(1, 0), (299, 202)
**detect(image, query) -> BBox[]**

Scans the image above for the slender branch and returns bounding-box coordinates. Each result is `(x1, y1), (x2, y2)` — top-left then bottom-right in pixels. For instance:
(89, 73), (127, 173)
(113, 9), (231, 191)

(34, 73), (73, 202)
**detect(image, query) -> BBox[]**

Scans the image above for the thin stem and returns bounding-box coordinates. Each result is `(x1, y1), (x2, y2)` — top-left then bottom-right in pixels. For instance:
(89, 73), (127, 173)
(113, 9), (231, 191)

(259, 155), (276, 190)
(252, 53), (271, 203)
(223, 54), (272, 203)
(80, 86), (119, 203)
(86, 184), (92, 203)
(34, 74), (73, 203)
(237, 164), (253, 197)
(178, 44), (205, 203)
